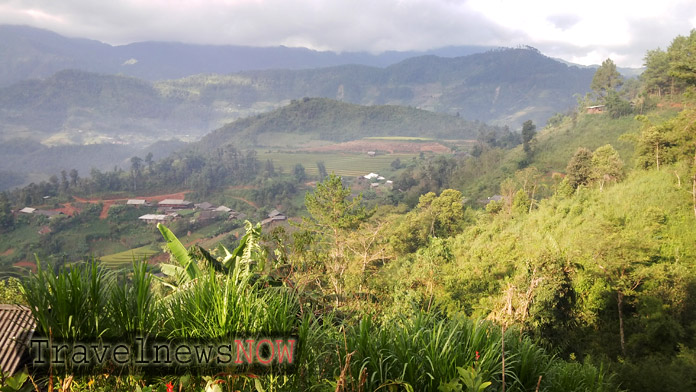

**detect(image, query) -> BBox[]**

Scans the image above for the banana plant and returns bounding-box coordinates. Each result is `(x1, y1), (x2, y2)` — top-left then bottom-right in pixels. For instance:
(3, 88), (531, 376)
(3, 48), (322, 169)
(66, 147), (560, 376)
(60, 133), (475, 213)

(156, 220), (266, 290)
(157, 223), (201, 289)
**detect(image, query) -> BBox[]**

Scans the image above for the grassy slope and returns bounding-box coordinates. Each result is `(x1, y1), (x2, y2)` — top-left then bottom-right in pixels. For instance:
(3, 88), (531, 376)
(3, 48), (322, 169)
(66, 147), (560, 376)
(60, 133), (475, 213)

(459, 108), (681, 200)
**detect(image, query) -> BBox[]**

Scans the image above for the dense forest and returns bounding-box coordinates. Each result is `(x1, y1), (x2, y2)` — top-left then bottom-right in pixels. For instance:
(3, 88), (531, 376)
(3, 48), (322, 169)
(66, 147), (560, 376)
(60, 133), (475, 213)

(2, 30), (696, 392)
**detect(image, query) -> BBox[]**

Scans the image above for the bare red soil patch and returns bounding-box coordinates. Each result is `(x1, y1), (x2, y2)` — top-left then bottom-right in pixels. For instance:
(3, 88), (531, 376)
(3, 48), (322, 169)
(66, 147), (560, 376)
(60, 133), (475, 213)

(304, 140), (451, 154)
(53, 202), (80, 216)
(1, 248), (14, 256)
(13, 261), (37, 273)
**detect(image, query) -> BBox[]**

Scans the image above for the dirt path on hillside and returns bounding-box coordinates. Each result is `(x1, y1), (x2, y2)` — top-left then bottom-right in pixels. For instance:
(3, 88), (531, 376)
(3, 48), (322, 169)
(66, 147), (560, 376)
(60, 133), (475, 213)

(230, 196), (259, 209)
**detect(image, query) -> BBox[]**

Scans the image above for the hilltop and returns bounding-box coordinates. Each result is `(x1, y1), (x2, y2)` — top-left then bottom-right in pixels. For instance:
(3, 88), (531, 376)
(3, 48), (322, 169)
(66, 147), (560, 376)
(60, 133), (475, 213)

(195, 98), (492, 149)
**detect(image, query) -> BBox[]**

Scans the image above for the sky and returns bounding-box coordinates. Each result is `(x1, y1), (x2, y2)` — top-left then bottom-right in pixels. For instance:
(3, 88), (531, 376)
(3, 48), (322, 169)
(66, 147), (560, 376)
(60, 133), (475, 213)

(1, 0), (695, 68)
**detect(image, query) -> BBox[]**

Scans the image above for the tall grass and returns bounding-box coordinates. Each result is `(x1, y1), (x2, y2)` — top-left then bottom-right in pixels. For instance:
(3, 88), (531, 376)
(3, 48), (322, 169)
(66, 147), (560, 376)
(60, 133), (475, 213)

(21, 260), (112, 340)
(161, 268), (299, 338)
(108, 261), (159, 338)
(338, 313), (620, 392)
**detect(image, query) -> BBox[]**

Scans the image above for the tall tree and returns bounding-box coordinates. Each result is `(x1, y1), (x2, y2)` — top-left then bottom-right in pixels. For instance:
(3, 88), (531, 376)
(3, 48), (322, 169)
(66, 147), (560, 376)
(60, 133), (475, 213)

(69, 169), (79, 187)
(0, 192), (13, 232)
(316, 161), (328, 181)
(591, 58), (623, 100)
(521, 120), (536, 159)
(293, 163), (306, 183)
(642, 48), (671, 96)
(144, 152), (154, 173)
(668, 29), (696, 87)
(130, 156), (143, 191)
(304, 174), (373, 304)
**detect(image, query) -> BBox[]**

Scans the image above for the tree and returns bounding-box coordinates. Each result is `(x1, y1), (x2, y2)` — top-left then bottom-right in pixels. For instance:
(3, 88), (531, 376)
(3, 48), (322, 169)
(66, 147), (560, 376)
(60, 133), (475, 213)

(668, 29), (696, 87)
(592, 144), (624, 190)
(642, 48), (671, 96)
(591, 58), (623, 100)
(130, 156), (143, 191)
(60, 170), (69, 193)
(566, 147), (594, 189)
(0, 192), (13, 232)
(69, 169), (79, 187)
(293, 163), (306, 183)
(316, 161), (328, 181)
(604, 90), (633, 118)
(264, 159), (275, 178)
(144, 152), (154, 173)
(521, 120), (536, 158)
(303, 174), (373, 304)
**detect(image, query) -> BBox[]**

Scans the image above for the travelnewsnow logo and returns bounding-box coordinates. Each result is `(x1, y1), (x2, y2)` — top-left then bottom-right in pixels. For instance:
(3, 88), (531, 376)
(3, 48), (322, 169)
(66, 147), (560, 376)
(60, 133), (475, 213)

(30, 337), (297, 374)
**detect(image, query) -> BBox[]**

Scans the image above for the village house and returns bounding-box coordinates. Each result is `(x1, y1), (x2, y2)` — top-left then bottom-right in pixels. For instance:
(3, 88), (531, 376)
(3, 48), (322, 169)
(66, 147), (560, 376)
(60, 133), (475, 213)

(261, 209), (287, 226)
(215, 205), (232, 213)
(158, 199), (193, 210)
(138, 214), (172, 224)
(194, 202), (214, 210)
(586, 105), (605, 114)
(127, 199), (148, 206)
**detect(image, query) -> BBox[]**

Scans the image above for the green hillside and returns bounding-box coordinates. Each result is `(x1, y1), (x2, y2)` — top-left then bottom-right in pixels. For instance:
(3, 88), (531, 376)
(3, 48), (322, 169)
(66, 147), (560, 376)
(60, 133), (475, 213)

(195, 97), (494, 148)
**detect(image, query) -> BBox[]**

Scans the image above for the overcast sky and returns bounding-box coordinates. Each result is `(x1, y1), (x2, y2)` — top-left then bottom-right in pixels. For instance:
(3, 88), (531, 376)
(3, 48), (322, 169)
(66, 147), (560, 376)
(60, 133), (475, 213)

(1, 0), (695, 68)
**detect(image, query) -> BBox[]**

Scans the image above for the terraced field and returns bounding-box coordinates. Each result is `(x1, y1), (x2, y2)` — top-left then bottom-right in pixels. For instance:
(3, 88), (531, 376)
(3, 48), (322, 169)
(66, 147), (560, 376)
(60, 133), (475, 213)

(99, 244), (161, 268)
(256, 151), (420, 177)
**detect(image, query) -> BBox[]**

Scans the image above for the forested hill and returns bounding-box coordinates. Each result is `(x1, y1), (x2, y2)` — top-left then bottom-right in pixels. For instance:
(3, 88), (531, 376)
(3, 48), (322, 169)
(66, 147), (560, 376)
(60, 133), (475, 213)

(0, 24), (491, 86)
(195, 98), (493, 148)
(165, 47), (596, 127)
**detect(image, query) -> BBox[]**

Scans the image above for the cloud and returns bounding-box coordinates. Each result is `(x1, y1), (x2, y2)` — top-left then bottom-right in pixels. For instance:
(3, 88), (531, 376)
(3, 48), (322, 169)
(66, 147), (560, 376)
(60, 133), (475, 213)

(547, 14), (580, 31)
(0, 0), (694, 67)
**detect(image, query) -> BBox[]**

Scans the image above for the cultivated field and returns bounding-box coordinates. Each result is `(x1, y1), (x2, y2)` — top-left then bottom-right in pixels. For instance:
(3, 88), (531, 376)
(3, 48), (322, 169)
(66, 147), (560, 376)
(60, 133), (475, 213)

(258, 137), (458, 176)
(257, 151), (420, 177)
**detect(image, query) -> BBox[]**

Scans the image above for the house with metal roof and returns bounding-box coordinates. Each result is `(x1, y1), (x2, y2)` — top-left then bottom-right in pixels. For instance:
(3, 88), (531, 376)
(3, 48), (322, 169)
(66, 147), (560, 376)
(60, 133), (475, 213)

(0, 305), (36, 377)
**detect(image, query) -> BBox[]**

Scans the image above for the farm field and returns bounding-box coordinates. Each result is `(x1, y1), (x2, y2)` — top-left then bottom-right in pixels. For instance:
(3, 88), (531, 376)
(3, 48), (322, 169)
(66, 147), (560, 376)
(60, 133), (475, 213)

(256, 151), (420, 177)
(99, 243), (161, 267)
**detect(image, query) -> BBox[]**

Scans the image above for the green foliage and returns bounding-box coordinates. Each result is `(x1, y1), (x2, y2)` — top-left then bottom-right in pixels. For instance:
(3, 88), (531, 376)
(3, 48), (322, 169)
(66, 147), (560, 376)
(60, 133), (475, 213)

(667, 29), (696, 86)
(521, 120), (536, 159)
(592, 144), (624, 190)
(305, 174), (372, 233)
(565, 147), (593, 189)
(604, 90), (633, 118)
(0, 371), (29, 392)
(591, 59), (623, 100)
(0, 278), (24, 304)
(158, 222), (201, 287)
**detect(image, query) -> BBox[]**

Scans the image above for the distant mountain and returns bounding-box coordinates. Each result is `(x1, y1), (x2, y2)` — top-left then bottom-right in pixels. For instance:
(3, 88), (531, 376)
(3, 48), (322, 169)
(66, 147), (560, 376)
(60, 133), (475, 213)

(0, 69), (212, 141)
(164, 47), (596, 127)
(0, 25), (491, 86)
(0, 47), (595, 147)
(195, 97), (492, 149)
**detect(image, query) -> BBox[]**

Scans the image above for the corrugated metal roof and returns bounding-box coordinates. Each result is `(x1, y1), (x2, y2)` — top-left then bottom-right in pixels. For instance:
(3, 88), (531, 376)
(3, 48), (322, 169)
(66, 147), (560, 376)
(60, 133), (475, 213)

(0, 305), (36, 376)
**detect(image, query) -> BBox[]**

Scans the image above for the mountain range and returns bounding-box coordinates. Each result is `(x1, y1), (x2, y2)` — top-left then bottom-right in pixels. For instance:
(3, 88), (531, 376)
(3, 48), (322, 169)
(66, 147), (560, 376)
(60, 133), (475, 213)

(0, 24), (493, 87)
